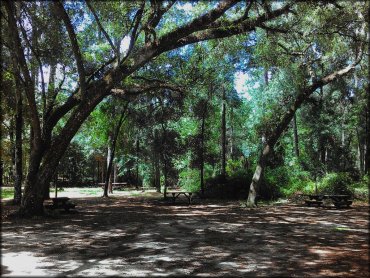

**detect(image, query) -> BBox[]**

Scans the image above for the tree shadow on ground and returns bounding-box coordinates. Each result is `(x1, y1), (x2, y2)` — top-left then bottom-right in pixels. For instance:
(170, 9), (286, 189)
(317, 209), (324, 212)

(1, 195), (369, 277)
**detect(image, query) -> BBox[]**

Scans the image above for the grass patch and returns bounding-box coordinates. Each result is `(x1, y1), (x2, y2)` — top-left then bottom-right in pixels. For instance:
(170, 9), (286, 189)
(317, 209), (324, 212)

(77, 188), (102, 196)
(334, 226), (350, 231)
(1, 187), (14, 199)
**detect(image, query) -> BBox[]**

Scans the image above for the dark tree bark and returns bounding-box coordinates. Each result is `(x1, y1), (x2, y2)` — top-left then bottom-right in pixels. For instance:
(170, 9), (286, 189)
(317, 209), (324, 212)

(160, 123), (169, 198)
(135, 137), (140, 190)
(9, 119), (15, 186)
(103, 104), (128, 197)
(0, 84), (2, 188)
(200, 107), (206, 197)
(104, 138), (113, 196)
(246, 61), (362, 207)
(365, 85), (370, 174)
(221, 86), (227, 179)
(13, 75), (23, 205)
(153, 129), (161, 192)
(230, 106), (234, 159)
(292, 114), (299, 157)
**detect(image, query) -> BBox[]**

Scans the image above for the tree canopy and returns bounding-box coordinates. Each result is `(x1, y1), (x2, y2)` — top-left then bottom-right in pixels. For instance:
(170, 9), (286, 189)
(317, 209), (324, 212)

(1, 0), (368, 216)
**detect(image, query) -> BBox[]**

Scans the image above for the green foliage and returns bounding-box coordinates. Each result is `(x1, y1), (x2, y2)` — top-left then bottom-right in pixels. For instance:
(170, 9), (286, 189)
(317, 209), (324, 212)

(178, 169), (200, 192)
(317, 172), (355, 197)
(1, 187), (14, 199)
(351, 175), (369, 201)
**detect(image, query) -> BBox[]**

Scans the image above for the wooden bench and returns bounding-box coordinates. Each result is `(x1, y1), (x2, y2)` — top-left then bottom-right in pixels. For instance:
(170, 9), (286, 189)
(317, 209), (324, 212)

(305, 200), (323, 206)
(333, 200), (352, 208)
(303, 194), (352, 208)
(98, 182), (128, 190)
(328, 195), (352, 208)
(166, 191), (193, 205)
(45, 197), (76, 212)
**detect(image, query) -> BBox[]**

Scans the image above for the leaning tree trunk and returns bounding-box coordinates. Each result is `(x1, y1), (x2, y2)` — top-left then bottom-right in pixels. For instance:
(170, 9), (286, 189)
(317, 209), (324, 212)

(246, 61), (361, 207)
(104, 105), (127, 197)
(20, 93), (107, 216)
(13, 79), (23, 205)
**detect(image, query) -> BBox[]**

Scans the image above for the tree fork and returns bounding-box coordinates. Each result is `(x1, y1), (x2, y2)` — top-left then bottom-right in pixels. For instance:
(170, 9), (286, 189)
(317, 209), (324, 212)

(246, 57), (363, 207)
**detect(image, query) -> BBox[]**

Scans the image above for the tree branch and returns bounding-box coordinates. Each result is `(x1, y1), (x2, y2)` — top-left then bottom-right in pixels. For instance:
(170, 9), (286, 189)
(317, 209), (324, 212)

(53, 1), (86, 98)
(111, 81), (186, 98)
(85, 0), (117, 54)
(4, 0), (41, 142)
(121, 1), (145, 63)
(159, 0), (240, 46)
(165, 3), (292, 50)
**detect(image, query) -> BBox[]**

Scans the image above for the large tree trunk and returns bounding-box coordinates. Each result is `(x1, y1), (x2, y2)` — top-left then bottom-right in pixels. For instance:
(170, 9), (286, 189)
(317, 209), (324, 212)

(356, 128), (365, 175)
(365, 85), (370, 175)
(135, 137), (140, 190)
(292, 114), (299, 157)
(104, 141), (113, 197)
(153, 129), (161, 192)
(200, 111), (206, 197)
(9, 119), (15, 186)
(246, 62), (361, 207)
(104, 105), (127, 197)
(13, 77), (23, 205)
(0, 81), (3, 188)
(20, 93), (107, 216)
(154, 155), (161, 193)
(163, 158), (168, 198)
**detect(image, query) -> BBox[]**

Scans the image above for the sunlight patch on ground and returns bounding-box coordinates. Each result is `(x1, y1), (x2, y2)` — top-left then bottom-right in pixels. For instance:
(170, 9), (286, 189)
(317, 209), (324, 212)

(219, 261), (258, 272)
(2, 251), (82, 276)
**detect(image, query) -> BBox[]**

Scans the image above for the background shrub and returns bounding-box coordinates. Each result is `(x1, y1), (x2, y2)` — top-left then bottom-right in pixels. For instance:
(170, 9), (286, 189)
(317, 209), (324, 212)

(317, 172), (355, 197)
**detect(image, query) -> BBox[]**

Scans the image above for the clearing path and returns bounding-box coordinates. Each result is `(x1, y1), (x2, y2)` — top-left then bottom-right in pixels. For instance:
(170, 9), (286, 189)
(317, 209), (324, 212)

(1, 194), (369, 277)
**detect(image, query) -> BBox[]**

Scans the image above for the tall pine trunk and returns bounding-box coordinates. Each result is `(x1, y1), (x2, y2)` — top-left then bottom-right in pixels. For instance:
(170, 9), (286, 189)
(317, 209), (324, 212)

(221, 86), (226, 179)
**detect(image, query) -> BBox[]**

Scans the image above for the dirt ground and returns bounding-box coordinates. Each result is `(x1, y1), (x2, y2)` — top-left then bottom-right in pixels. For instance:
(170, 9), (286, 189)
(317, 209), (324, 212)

(1, 192), (369, 277)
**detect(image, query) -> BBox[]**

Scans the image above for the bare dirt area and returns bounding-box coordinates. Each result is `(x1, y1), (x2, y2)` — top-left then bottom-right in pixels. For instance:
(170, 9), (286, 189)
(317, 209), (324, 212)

(1, 193), (369, 277)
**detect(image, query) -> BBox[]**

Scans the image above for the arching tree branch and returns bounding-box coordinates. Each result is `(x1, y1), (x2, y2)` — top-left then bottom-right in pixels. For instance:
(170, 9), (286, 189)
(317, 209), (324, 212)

(53, 1), (86, 98)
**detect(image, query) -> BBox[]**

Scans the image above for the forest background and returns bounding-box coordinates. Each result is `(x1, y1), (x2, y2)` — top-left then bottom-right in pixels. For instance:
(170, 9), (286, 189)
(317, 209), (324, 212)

(1, 0), (368, 215)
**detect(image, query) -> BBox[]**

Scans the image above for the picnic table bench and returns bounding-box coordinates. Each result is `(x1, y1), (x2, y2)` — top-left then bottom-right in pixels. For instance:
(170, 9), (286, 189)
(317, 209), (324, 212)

(166, 191), (193, 205)
(44, 197), (76, 212)
(98, 182), (128, 190)
(304, 194), (352, 208)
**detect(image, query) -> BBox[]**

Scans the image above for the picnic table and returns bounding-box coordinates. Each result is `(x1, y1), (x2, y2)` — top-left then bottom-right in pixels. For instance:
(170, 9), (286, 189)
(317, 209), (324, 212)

(166, 191), (193, 205)
(98, 182), (128, 190)
(304, 194), (352, 208)
(45, 197), (76, 212)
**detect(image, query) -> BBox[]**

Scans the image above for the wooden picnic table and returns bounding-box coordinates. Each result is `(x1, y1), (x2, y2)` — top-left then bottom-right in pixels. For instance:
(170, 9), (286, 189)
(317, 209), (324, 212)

(166, 191), (193, 205)
(98, 182), (128, 190)
(304, 194), (352, 208)
(45, 197), (76, 212)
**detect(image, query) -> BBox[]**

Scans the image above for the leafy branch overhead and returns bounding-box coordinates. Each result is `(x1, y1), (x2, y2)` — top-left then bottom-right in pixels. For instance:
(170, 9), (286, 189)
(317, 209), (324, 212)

(1, 0), (368, 216)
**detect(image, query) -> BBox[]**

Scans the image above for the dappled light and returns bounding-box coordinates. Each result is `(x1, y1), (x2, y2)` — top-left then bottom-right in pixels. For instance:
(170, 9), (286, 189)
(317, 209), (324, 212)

(2, 194), (368, 276)
(1, 0), (369, 276)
